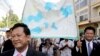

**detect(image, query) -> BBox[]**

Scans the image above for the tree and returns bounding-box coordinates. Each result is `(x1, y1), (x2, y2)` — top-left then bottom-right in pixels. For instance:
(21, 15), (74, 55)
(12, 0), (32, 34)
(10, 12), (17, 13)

(7, 11), (19, 27)
(0, 9), (20, 28)
(0, 21), (5, 28)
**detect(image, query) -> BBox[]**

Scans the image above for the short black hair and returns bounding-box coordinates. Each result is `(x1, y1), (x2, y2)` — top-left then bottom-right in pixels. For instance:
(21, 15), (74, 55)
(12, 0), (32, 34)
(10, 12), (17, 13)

(11, 23), (30, 35)
(84, 26), (95, 34)
(6, 30), (10, 33)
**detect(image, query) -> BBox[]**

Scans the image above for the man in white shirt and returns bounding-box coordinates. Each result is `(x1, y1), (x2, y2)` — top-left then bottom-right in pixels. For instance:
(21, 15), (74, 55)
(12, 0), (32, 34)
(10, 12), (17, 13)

(1, 23), (46, 56)
(0, 35), (4, 54)
(59, 39), (74, 56)
(0, 35), (4, 47)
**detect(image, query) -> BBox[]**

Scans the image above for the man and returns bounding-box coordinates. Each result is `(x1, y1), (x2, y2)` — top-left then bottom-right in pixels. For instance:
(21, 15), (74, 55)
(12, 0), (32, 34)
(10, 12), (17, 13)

(2, 30), (14, 52)
(59, 39), (74, 56)
(1, 23), (46, 56)
(73, 26), (99, 56)
(0, 35), (4, 54)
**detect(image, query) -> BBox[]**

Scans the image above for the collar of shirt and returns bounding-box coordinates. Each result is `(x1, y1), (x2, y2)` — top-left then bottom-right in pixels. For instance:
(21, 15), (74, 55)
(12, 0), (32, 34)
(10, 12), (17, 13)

(13, 46), (28, 56)
(85, 40), (93, 50)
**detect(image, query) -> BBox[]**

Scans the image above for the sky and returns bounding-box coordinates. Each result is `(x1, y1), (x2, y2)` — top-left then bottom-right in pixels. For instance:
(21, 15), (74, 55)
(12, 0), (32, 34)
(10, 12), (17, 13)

(0, 0), (61, 21)
(7, 0), (60, 20)
(0, 0), (26, 21)
(6, 0), (26, 20)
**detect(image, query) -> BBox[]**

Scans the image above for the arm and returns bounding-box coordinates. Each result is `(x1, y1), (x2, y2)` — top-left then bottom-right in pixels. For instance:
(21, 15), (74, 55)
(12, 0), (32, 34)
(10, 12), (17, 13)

(59, 40), (68, 50)
(59, 44), (68, 50)
(68, 40), (74, 49)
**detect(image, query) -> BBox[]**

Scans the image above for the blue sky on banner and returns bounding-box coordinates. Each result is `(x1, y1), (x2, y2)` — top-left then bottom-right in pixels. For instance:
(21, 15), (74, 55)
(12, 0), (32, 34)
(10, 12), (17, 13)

(22, 0), (77, 39)
(44, 2), (73, 17)
(23, 3), (73, 26)
(23, 11), (43, 25)
(61, 5), (73, 17)
(45, 2), (56, 11)
(31, 26), (42, 34)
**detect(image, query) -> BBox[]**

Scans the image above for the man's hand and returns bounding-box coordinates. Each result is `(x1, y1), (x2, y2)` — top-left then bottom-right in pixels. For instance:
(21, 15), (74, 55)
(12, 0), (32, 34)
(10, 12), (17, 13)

(77, 40), (82, 48)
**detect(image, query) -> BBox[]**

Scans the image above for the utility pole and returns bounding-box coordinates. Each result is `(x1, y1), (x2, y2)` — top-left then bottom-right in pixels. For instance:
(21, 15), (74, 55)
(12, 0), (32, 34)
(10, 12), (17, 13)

(88, 0), (91, 23)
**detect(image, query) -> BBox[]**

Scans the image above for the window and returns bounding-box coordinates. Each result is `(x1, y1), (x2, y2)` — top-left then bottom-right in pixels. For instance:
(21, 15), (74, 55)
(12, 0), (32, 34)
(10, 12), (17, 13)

(80, 15), (84, 21)
(75, 0), (80, 3)
(99, 12), (100, 16)
(79, 14), (88, 22)
(80, 0), (87, 8)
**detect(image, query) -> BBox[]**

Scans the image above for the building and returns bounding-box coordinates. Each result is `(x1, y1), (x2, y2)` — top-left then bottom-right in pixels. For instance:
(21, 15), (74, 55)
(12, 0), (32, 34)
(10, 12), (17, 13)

(91, 0), (100, 36)
(74, 0), (99, 36)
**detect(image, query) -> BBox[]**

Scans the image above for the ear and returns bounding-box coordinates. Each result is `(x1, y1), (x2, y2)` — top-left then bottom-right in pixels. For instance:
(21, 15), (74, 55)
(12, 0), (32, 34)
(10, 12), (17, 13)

(27, 35), (31, 42)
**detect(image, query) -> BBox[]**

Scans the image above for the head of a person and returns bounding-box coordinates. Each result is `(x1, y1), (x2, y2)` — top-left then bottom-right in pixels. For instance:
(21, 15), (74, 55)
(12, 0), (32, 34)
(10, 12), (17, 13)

(64, 38), (68, 42)
(11, 23), (31, 51)
(84, 26), (95, 41)
(80, 32), (84, 40)
(6, 30), (11, 38)
(41, 38), (45, 43)
(45, 38), (52, 46)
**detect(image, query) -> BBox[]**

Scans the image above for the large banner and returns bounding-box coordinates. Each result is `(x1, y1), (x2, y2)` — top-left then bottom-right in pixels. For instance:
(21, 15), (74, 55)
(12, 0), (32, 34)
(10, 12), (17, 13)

(22, 0), (78, 39)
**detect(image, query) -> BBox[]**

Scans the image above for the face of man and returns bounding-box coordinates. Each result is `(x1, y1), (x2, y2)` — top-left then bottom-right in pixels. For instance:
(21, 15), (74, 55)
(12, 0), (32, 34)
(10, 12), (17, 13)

(11, 27), (30, 50)
(84, 29), (95, 41)
(6, 32), (11, 38)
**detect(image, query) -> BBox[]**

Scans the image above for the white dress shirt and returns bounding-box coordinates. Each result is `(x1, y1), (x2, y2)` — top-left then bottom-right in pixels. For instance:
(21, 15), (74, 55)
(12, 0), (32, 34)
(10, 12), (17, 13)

(59, 40), (74, 56)
(85, 40), (93, 53)
(13, 46), (28, 56)
(42, 45), (54, 56)
(0, 35), (4, 45)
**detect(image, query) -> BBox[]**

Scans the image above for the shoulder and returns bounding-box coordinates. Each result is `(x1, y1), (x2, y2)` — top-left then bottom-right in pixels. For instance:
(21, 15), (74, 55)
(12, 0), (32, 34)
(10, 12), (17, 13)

(32, 50), (47, 56)
(34, 51), (47, 56)
(1, 49), (14, 56)
(4, 39), (11, 44)
(27, 47), (47, 56)
(60, 40), (65, 43)
(68, 40), (74, 43)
